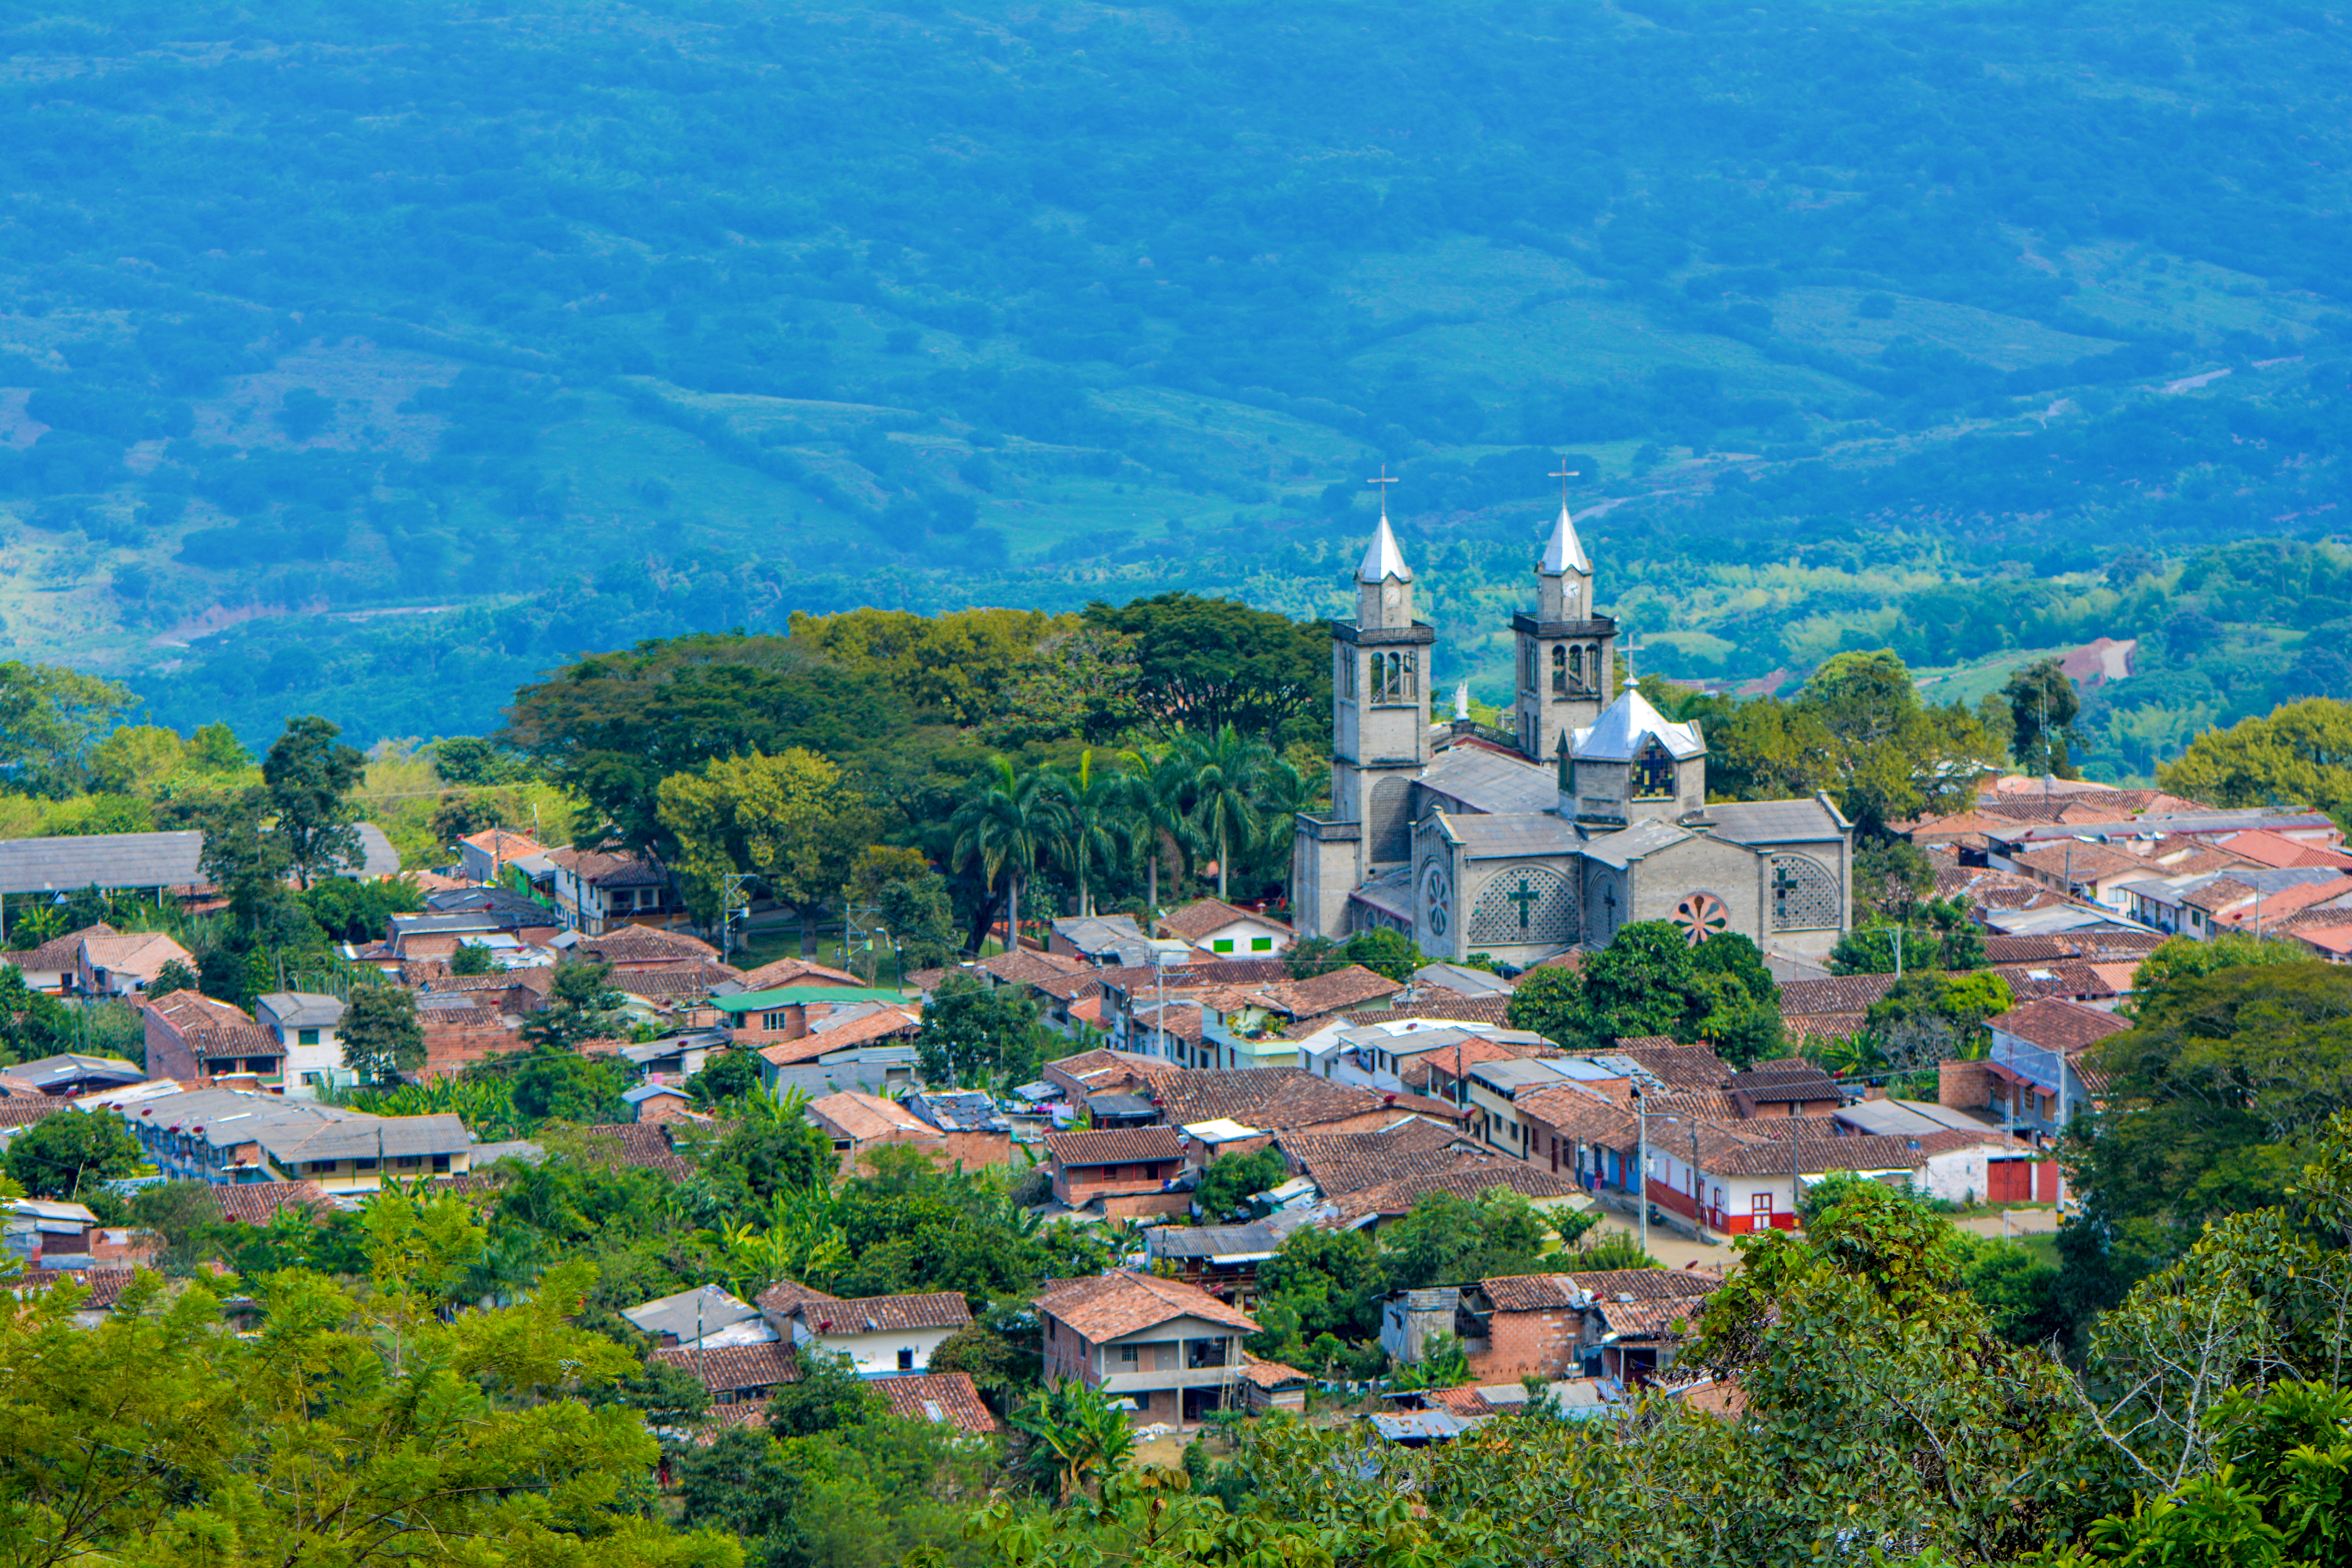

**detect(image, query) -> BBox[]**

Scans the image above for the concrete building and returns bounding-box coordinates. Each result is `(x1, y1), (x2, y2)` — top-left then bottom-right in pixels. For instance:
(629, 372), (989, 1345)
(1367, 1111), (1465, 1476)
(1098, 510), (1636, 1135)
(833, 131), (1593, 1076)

(253, 992), (347, 1097)
(1037, 1269), (1260, 1427)
(777, 1291), (971, 1377)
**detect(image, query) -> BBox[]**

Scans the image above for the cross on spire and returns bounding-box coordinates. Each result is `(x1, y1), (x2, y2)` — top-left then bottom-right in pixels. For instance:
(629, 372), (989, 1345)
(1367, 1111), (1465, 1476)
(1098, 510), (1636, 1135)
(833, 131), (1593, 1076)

(1367, 463), (1398, 522)
(1548, 462), (1580, 507)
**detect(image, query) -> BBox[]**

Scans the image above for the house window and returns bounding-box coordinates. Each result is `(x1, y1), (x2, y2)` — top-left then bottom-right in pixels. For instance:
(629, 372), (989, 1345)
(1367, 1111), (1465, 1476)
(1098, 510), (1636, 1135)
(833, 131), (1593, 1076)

(762, 1011), (789, 1031)
(432, 1154), (450, 1172)
(1633, 742), (1676, 799)
(898, 1348), (915, 1371)
(1212, 939), (1235, 953)
(1250, 937), (1272, 951)
(1120, 1345), (1140, 1365)
(355, 1158), (379, 1172)
(298, 1029), (319, 1046)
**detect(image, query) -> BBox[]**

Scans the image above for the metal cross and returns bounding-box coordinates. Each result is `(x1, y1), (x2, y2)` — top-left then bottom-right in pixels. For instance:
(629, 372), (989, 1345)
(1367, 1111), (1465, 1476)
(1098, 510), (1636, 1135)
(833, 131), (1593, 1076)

(1366, 463), (1398, 519)
(1506, 876), (1542, 931)
(1548, 463), (1580, 506)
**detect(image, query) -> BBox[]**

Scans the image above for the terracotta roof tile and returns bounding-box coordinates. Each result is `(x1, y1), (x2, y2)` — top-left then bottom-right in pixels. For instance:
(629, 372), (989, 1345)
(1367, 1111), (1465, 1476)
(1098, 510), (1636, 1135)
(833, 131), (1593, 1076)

(798, 1292), (972, 1333)
(1420, 1384), (1499, 1416)
(753, 1279), (841, 1315)
(735, 958), (866, 990)
(1988, 997), (2132, 1054)
(650, 1340), (801, 1394)
(1045, 1126), (1187, 1166)
(0, 1098), (71, 1127)
(1610, 1043), (1733, 1091)
(12, 922), (117, 972)
(545, 846), (670, 888)
(1329, 1160), (1587, 1223)
(1777, 973), (1900, 1016)
(574, 1122), (693, 1178)
(808, 1091), (937, 1143)
(1036, 1270), (1258, 1341)
(1157, 899), (1292, 943)
(211, 1181), (334, 1226)
(1247, 965), (1401, 1020)
(756, 1007), (922, 1065)
(1277, 1121), (1479, 1196)
(1240, 1357), (1311, 1390)
(876, 1371), (1000, 1434)
(975, 948), (1093, 985)
(1286, 995), (1518, 1040)
(1143, 1067), (1384, 1132)
(1482, 1267), (1716, 1314)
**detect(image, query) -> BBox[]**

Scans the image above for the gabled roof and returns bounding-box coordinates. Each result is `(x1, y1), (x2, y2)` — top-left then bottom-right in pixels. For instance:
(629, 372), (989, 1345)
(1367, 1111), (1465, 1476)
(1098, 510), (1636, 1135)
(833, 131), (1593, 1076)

(11, 923), (117, 971)
(1330, 1160), (1586, 1223)
(1158, 898), (1290, 943)
(733, 957), (866, 990)
(1356, 515), (1413, 583)
(82, 931), (194, 977)
(877, 1371), (1000, 1434)
(1481, 1267), (1716, 1314)
(1413, 747), (1559, 816)
(1987, 997), (2132, 1054)
(1278, 1120), (1479, 1197)
(797, 1292), (972, 1334)
(1036, 1269), (1259, 1341)
(754, 1279), (841, 1315)
(650, 1340), (800, 1394)
(1146, 1067), (1384, 1132)
(755, 1007), (922, 1065)
(808, 1090), (937, 1142)
(1044, 1125), (1186, 1166)
(1572, 688), (1704, 763)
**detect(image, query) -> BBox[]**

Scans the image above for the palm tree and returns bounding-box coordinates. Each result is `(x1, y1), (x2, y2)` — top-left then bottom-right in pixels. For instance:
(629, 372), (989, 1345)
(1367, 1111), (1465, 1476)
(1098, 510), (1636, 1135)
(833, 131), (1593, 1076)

(949, 757), (1067, 954)
(1045, 750), (1131, 918)
(1175, 724), (1272, 901)
(1116, 746), (1196, 925)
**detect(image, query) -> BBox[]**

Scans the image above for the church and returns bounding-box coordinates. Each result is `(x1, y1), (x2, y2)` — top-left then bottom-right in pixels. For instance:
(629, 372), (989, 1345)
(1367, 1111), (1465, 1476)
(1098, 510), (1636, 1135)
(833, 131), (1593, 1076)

(1291, 497), (1855, 967)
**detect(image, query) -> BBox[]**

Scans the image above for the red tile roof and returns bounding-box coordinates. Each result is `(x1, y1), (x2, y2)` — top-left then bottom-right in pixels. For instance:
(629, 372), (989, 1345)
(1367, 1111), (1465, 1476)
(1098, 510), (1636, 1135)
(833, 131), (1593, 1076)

(753, 1279), (840, 1315)
(1987, 997), (2132, 1054)
(735, 958), (866, 990)
(650, 1340), (801, 1394)
(1157, 899), (1292, 943)
(1045, 1126), (1186, 1167)
(1277, 1121), (1480, 1196)
(1329, 1160), (1587, 1223)
(1144, 1067), (1384, 1132)
(876, 1371), (1000, 1434)
(797, 1292), (972, 1333)
(212, 1181), (334, 1226)
(574, 1122), (692, 1178)
(1036, 1270), (1259, 1341)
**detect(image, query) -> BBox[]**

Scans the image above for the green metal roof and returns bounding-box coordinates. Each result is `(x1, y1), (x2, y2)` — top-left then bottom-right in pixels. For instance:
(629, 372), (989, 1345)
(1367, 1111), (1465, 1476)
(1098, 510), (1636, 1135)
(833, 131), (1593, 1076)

(711, 986), (908, 1012)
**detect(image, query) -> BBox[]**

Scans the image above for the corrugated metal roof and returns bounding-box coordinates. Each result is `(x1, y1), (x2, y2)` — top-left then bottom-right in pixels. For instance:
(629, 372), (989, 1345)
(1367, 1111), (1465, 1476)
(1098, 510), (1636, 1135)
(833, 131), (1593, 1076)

(0, 831), (203, 893)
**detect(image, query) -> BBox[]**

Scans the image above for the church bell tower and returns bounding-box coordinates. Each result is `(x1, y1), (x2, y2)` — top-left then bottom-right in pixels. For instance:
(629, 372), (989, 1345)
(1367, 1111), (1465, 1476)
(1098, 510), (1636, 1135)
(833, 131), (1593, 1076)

(1513, 490), (1616, 765)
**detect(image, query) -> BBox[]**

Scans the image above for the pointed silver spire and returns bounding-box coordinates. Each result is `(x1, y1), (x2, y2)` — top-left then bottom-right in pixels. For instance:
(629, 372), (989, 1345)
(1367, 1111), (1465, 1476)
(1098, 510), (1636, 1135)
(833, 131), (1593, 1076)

(1540, 502), (1591, 576)
(1356, 514), (1413, 583)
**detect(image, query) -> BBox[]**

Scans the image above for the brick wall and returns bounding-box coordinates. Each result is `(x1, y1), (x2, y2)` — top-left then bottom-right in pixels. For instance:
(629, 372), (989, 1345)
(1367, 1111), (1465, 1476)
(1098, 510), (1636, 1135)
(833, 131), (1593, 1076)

(421, 1021), (523, 1080)
(1938, 1060), (1997, 1113)
(1466, 1305), (1581, 1382)
(636, 1094), (701, 1127)
(1102, 1191), (1193, 1219)
(1052, 1161), (1178, 1205)
(143, 1012), (199, 1082)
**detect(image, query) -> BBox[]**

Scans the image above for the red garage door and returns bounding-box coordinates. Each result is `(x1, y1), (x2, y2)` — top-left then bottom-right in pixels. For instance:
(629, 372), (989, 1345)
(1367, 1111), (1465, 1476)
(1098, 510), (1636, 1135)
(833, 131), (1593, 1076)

(1986, 1158), (2034, 1203)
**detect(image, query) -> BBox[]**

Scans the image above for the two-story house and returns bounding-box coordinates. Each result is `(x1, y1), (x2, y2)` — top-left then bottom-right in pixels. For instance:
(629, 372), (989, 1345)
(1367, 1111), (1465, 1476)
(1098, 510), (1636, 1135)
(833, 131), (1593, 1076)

(253, 992), (347, 1097)
(1156, 898), (1294, 958)
(1037, 1269), (1261, 1427)
(143, 990), (287, 1089)
(544, 845), (680, 934)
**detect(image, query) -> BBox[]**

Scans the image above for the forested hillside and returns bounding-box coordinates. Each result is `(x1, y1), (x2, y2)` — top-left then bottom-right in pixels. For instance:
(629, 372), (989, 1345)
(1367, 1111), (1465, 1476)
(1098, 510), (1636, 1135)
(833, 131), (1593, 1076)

(2, 0), (2350, 771)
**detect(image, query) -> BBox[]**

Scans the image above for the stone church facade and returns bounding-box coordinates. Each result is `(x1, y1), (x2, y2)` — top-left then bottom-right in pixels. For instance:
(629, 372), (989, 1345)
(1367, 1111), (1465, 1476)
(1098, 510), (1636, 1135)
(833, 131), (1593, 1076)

(1292, 502), (1854, 966)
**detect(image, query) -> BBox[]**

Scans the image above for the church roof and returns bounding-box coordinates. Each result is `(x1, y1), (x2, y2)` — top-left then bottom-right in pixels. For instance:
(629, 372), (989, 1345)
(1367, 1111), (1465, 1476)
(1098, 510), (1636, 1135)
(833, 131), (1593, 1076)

(1417, 746), (1557, 815)
(1433, 811), (1579, 860)
(1704, 797), (1849, 846)
(1541, 503), (1591, 575)
(1356, 516), (1414, 583)
(1572, 687), (1705, 763)
(1580, 819), (1694, 868)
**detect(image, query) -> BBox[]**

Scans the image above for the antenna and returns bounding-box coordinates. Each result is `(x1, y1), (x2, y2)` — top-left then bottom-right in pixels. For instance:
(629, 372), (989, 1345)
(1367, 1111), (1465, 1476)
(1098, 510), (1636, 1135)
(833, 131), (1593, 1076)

(1366, 463), (1398, 521)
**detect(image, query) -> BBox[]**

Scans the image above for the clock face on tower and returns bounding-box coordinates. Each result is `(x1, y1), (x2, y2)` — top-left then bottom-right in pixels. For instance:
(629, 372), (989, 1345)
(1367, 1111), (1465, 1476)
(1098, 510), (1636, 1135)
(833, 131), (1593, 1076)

(1382, 584), (1401, 607)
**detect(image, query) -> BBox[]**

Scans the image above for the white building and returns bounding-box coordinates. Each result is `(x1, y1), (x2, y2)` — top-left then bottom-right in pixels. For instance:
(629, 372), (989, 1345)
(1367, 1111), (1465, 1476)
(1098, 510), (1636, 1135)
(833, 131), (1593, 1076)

(778, 1291), (973, 1377)
(254, 992), (348, 1098)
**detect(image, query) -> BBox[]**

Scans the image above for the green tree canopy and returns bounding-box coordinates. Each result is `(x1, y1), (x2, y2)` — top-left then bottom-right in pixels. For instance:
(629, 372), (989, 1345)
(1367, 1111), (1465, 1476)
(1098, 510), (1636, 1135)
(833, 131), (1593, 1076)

(339, 985), (425, 1085)
(5, 1108), (141, 1198)
(261, 714), (368, 887)
(1080, 593), (1327, 745)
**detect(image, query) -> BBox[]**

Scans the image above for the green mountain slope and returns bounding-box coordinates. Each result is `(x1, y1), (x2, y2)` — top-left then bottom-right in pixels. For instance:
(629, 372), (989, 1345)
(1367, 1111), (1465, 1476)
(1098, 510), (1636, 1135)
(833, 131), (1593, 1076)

(2, 0), (2349, 772)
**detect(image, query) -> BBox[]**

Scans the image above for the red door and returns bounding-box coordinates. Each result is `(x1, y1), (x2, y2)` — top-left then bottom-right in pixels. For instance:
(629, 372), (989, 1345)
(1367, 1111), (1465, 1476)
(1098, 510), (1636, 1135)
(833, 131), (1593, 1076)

(1986, 1158), (2031, 1203)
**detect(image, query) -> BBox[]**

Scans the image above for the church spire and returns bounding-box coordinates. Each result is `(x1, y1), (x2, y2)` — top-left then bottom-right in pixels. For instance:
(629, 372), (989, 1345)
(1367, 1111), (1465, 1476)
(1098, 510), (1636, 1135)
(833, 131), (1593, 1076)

(1540, 501), (1590, 576)
(1356, 514), (1413, 584)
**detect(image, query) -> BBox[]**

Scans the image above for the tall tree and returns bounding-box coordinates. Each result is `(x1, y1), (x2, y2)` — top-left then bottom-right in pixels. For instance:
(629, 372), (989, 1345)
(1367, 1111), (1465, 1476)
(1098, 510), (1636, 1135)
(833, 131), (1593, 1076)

(2004, 656), (2083, 778)
(0, 660), (134, 797)
(339, 986), (426, 1084)
(658, 747), (876, 930)
(1080, 593), (1328, 743)
(261, 715), (368, 888)
(1176, 724), (1271, 901)
(947, 757), (1066, 953)
(1045, 749), (1130, 917)
(5, 1109), (141, 1198)
(2159, 697), (2352, 827)
(1117, 746), (1196, 922)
